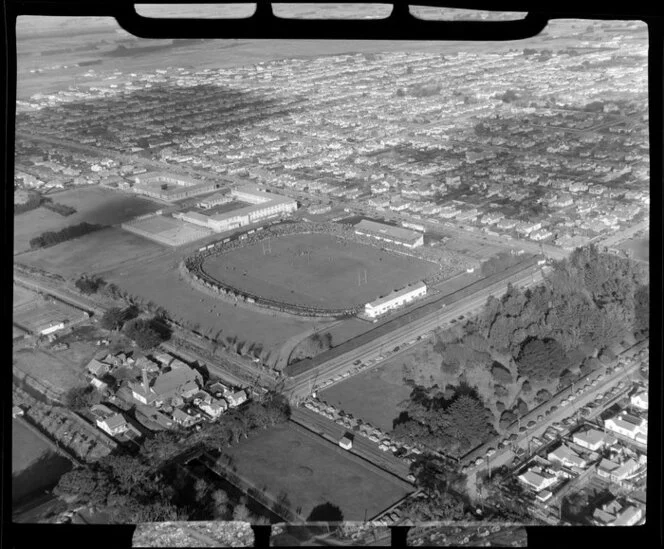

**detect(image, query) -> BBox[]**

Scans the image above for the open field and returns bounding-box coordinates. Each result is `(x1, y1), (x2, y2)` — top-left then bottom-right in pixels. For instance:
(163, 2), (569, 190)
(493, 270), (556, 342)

(18, 226), (168, 277)
(13, 186), (162, 254)
(202, 233), (439, 309)
(222, 422), (412, 520)
(102, 248), (326, 354)
(319, 354), (415, 434)
(12, 419), (73, 504)
(13, 284), (39, 309)
(13, 347), (85, 395)
(123, 214), (213, 246)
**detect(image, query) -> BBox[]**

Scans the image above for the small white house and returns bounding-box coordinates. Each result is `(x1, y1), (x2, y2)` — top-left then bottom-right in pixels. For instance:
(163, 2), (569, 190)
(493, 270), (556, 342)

(97, 413), (129, 436)
(630, 391), (648, 411)
(339, 435), (353, 450)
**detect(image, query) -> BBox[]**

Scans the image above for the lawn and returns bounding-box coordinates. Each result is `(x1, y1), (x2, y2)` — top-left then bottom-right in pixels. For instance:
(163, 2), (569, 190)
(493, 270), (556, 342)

(18, 226), (168, 278)
(13, 348), (85, 395)
(319, 353), (417, 433)
(13, 186), (162, 254)
(222, 422), (412, 521)
(202, 233), (439, 309)
(101, 247), (328, 361)
(13, 284), (39, 309)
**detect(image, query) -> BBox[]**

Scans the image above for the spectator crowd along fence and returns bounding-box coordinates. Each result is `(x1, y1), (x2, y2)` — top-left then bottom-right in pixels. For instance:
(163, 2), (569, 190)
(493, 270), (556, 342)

(182, 222), (456, 318)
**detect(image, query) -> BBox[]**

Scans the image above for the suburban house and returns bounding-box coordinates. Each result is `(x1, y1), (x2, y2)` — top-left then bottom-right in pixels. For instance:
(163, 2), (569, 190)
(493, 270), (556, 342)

(171, 408), (201, 428)
(518, 467), (558, 493)
(630, 391), (648, 411)
(604, 412), (647, 440)
(225, 389), (248, 408)
(198, 398), (228, 419)
(547, 444), (587, 469)
(572, 428), (609, 451)
(593, 499), (643, 526)
(597, 457), (640, 484)
(92, 404), (130, 436)
(129, 365), (203, 406)
(86, 358), (111, 378)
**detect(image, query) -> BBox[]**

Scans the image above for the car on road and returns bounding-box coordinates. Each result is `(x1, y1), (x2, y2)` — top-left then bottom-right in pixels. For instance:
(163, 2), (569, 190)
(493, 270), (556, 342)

(353, 359), (362, 366)
(486, 448), (496, 457)
(393, 346), (400, 352)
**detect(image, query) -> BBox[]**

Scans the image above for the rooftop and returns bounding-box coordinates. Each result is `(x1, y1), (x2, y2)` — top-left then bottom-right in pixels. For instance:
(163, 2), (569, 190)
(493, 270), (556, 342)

(354, 219), (423, 245)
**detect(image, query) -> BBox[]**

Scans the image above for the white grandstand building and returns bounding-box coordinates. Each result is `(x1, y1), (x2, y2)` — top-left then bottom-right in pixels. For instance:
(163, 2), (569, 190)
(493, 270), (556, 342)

(175, 185), (297, 232)
(364, 281), (427, 319)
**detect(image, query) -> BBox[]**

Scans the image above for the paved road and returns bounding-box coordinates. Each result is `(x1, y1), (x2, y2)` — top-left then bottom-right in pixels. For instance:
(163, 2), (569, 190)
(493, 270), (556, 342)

(285, 264), (545, 401)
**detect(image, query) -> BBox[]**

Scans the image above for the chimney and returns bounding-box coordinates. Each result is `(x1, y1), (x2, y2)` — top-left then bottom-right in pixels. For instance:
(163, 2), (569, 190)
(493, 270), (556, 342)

(142, 367), (149, 394)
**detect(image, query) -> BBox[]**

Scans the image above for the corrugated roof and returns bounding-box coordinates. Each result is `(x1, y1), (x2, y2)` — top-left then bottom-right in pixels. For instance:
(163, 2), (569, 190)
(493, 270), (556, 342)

(354, 219), (422, 244)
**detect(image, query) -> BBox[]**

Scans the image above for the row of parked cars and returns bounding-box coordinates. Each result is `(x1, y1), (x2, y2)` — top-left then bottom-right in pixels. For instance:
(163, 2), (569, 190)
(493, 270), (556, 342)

(303, 396), (423, 481)
(313, 336), (428, 391)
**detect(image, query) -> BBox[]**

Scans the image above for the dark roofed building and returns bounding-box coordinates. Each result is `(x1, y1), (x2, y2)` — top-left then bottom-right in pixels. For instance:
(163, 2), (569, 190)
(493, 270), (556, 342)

(354, 219), (424, 248)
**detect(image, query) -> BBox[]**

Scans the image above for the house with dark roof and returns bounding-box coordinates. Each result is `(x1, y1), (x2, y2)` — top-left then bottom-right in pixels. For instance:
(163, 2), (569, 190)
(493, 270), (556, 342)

(129, 365), (203, 406)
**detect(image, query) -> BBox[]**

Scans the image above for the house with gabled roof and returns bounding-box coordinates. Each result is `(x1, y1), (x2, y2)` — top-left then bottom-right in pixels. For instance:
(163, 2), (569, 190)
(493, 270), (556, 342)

(547, 444), (587, 469)
(87, 358), (110, 378)
(129, 364), (203, 406)
(518, 467), (558, 493)
(572, 428), (608, 451)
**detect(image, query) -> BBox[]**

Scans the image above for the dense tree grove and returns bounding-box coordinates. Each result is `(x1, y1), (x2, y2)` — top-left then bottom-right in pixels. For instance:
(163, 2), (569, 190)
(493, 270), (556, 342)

(397, 245), (648, 450)
(476, 245), (647, 366)
(122, 316), (171, 350)
(53, 456), (184, 522)
(516, 338), (570, 383)
(401, 491), (466, 522)
(393, 386), (495, 456)
(42, 201), (77, 216)
(75, 275), (105, 295)
(63, 385), (101, 411)
(29, 222), (104, 249)
(15, 192), (48, 214)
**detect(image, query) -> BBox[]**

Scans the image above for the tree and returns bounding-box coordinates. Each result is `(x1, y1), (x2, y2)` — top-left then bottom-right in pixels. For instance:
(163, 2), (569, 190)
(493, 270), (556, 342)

(633, 284), (649, 333)
(516, 337), (570, 383)
(499, 410), (516, 430)
(535, 389), (552, 405)
(63, 385), (101, 411)
(123, 317), (170, 350)
(53, 467), (113, 507)
(100, 307), (126, 331)
(232, 503), (252, 522)
(75, 276), (104, 295)
(491, 362), (512, 384)
(401, 492), (465, 522)
(211, 489), (230, 519)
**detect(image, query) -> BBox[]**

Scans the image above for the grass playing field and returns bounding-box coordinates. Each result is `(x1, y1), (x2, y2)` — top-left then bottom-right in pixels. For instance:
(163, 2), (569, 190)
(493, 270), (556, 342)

(202, 233), (439, 310)
(222, 422), (412, 521)
(13, 186), (163, 254)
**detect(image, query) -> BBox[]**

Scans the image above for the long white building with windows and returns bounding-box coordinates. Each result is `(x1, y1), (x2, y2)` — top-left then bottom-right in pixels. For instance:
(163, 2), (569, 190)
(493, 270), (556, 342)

(175, 185), (297, 232)
(364, 281), (427, 319)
